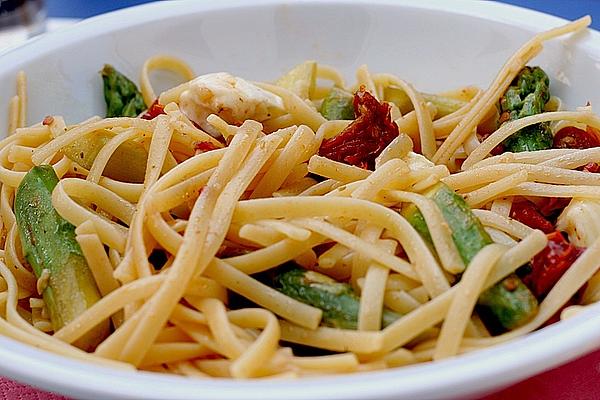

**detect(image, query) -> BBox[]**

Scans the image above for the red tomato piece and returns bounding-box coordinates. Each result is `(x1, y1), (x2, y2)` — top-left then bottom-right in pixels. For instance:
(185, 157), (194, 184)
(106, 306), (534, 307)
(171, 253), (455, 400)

(510, 200), (554, 233)
(583, 162), (600, 173)
(537, 197), (571, 217)
(141, 99), (166, 120)
(553, 126), (600, 149)
(524, 231), (585, 298)
(194, 141), (219, 153)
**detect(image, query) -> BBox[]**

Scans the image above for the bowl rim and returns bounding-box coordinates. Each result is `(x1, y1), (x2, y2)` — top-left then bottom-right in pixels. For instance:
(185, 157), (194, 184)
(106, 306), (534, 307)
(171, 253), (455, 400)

(1, 1), (600, 399)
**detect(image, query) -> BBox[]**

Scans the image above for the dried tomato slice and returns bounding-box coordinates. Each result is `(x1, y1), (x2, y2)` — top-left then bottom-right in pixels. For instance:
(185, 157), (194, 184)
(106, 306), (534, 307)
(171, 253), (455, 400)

(532, 126), (600, 217)
(477, 129), (504, 156)
(553, 126), (600, 149)
(313, 242), (336, 257)
(42, 116), (54, 126)
(535, 157), (600, 218)
(536, 197), (571, 217)
(524, 231), (585, 298)
(583, 162), (600, 173)
(490, 143), (505, 156)
(194, 141), (219, 153)
(510, 200), (554, 233)
(318, 88), (398, 170)
(141, 99), (166, 120)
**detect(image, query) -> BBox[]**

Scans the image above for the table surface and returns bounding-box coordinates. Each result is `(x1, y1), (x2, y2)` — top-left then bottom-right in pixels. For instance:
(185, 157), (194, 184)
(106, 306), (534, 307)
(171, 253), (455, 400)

(4, 1), (600, 399)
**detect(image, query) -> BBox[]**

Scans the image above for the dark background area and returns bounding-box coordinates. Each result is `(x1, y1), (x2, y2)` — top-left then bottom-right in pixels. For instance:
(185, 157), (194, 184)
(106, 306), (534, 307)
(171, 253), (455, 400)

(45, 0), (600, 30)
(500, 0), (599, 28)
(46, 0), (150, 18)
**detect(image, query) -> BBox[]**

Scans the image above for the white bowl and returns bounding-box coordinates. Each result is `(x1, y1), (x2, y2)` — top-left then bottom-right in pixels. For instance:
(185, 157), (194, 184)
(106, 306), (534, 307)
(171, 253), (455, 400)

(1, 1), (600, 399)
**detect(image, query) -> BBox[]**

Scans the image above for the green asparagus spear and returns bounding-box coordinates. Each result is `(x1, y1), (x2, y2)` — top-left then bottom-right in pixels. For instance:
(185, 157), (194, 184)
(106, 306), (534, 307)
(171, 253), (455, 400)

(500, 66), (553, 152)
(276, 61), (317, 99)
(101, 64), (146, 118)
(319, 88), (355, 120)
(384, 86), (467, 117)
(427, 184), (494, 264)
(275, 266), (400, 329)
(62, 129), (149, 183)
(15, 166), (109, 350)
(402, 183), (538, 330)
(477, 275), (539, 330)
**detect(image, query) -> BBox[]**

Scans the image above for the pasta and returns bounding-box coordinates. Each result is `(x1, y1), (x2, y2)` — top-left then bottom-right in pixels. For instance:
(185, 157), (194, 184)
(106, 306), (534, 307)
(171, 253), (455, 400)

(0, 15), (597, 379)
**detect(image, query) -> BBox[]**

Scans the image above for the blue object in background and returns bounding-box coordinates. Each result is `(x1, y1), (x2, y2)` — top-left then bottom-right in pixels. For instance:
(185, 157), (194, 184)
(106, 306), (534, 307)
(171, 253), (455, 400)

(46, 0), (153, 18)
(500, 0), (599, 29)
(45, 0), (600, 30)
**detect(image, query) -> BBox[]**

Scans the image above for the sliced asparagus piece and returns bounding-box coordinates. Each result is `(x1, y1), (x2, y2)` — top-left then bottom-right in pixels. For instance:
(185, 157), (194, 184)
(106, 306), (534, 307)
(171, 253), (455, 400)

(15, 166), (109, 350)
(402, 182), (538, 330)
(500, 66), (553, 152)
(275, 266), (400, 329)
(276, 61), (317, 99)
(62, 129), (148, 183)
(477, 275), (539, 330)
(101, 64), (146, 118)
(320, 87), (355, 120)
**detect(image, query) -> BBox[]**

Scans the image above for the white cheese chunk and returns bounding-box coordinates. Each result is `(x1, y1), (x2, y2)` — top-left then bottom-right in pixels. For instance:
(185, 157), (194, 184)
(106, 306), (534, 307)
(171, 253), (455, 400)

(179, 72), (284, 135)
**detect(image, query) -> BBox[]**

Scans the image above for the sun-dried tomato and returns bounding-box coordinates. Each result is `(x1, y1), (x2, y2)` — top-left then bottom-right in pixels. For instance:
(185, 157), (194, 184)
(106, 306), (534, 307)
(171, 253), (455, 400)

(534, 128), (600, 217)
(477, 130), (505, 156)
(523, 231), (585, 298)
(217, 243), (252, 258)
(194, 141), (219, 153)
(141, 99), (166, 120)
(534, 159), (600, 217)
(583, 162), (600, 173)
(490, 143), (505, 156)
(318, 88), (398, 170)
(537, 197), (571, 217)
(553, 126), (600, 149)
(312, 242), (336, 257)
(510, 200), (554, 233)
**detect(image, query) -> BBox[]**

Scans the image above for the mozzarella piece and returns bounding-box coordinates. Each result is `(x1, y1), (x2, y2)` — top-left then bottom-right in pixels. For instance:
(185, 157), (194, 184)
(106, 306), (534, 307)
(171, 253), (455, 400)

(404, 151), (435, 172)
(179, 72), (284, 135)
(557, 199), (600, 247)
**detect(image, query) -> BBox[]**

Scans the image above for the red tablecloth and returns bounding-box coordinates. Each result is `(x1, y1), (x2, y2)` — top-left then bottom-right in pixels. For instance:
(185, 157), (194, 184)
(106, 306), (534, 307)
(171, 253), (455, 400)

(2, 348), (600, 400)
(482, 348), (600, 400)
